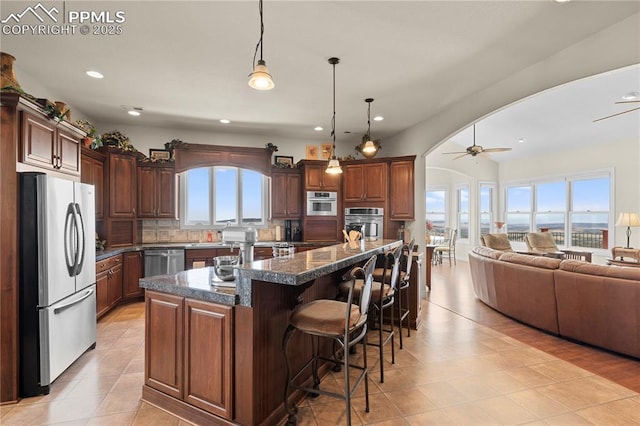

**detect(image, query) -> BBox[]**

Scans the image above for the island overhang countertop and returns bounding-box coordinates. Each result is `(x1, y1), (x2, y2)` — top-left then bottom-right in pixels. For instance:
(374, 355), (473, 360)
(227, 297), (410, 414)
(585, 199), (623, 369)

(139, 239), (402, 307)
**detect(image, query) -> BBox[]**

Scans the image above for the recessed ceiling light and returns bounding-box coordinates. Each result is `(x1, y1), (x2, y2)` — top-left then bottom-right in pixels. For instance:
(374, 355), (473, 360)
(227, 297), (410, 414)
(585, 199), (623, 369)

(553, 0), (571, 3)
(220, 119), (231, 124)
(314, 126), (323, 131)
(86, 70), (103, 79)
(622, 91), (639, 101)
(517, 138), (526, 144)
(128, 110), (141, 116)
(373, 115), (384, 121)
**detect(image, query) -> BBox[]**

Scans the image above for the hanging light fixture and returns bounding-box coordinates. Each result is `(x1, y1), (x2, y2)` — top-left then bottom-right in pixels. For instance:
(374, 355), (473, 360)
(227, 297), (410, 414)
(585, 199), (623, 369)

(356, 98), (381, 158)
(326, 57), (342, 174)
(248, 0), (275, 90)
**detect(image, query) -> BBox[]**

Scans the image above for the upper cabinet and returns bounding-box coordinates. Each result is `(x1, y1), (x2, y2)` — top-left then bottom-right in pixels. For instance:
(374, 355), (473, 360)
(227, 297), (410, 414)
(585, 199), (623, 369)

(137, 162), (176, 219)
(271, 168), (302, 219)
(343, 162), (387, 204)
(301, 161), (341, 192)
(80, 147), (105, 220)
(389, 158), (415, 220)
(13, 98), (83, 177)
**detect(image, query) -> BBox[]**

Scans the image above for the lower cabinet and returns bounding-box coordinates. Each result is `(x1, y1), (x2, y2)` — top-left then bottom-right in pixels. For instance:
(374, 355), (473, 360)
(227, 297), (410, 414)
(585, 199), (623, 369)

(96, 255), (123, 319)
(122, 251), (144, 300)
(145, 291), (234, 420)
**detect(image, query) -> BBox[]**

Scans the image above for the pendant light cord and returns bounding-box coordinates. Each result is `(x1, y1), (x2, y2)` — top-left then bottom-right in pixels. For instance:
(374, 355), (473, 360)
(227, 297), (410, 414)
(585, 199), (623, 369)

(367, 101), (371, 139)
(252, 0), (265, 68)
(331, 59), (336, 159)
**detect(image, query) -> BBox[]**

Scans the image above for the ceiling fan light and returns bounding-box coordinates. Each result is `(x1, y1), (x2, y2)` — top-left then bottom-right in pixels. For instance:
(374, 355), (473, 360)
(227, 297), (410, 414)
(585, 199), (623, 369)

(248, 60), (275, 90)
(326, 158), (342, 174)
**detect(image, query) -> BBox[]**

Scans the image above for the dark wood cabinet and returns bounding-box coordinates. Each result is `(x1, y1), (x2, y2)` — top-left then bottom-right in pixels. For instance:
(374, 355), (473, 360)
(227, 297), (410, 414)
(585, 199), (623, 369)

(19, 109), (81, 177)
(271, 169), (302, 219)
(343, 162), (387, 204)
(99, 148), (139, 248)
(186, 248), (218, 269)
(145, 291), (234, 420)
(137, 163), (176, 219)
(303, 218), (341, 242)
(123, 251), (144, 300)
(80, 147), (105, 220)
(253, 246), (273, 260)
(96, 255), (123, 319)
(389, 159), (415, 220)
(302, 161), (341, 192)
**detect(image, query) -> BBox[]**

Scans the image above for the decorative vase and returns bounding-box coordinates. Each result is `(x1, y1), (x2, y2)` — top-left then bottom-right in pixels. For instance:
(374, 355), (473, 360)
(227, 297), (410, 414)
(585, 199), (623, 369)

(1, 52), (21, 89)
(54, 101), (71, 121)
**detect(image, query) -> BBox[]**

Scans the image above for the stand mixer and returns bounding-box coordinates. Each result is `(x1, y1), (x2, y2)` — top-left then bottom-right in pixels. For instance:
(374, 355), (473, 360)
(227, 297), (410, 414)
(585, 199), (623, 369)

(221, 226), (257, 264)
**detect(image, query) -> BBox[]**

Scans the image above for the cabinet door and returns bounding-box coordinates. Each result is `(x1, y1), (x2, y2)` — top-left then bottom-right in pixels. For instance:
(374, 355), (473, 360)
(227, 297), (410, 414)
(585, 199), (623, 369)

(343, 164), (365, 202)
(185, 248), (218, 269)
(107, 263), (123, 308)
(81, 155), (105, 219)
(156, 167), (176, 218)
(56, 128), (80, 175)
(122, 251), (144, 300)
(95, 270), (110, 319)
(184, 299), (234, 419)
(389, 160), (415, 220)
(363, 163), (387, 202)
(304, 218), (339, 242)
(272, 171), (302, 219)
(109, 154), (137, 218)
(145, 291), (184, 399)
(20, 111), (56, 170)
(137, 166), (156, 217)
(286, 173), (302, 217)
(304, 164), (324, 191)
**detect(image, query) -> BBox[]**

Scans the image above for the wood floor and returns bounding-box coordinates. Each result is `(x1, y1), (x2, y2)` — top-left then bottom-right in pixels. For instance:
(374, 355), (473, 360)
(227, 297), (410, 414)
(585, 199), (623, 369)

(1, 259), (638, 425)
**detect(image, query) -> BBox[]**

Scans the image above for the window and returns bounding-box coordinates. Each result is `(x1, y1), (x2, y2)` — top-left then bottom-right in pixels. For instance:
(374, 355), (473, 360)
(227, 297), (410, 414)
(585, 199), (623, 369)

(425, 188), (447, 235)
(457, 185), (469, 239)
(181, 166), (268, 228)
(506, 186), (531, 241)
(479, 183), (495, 236)
(505, 173), (611, 249)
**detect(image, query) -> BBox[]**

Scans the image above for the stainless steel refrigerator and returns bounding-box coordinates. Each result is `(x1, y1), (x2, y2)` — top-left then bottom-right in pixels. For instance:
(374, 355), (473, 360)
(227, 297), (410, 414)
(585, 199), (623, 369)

(19, 172), (97, 397)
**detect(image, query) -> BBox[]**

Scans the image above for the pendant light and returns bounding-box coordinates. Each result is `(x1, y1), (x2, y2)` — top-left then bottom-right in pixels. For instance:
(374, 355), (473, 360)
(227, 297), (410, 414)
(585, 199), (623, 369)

(357, 98), (380, 158)
(248, 0), (275, 90)
(326, 57), (342, 174)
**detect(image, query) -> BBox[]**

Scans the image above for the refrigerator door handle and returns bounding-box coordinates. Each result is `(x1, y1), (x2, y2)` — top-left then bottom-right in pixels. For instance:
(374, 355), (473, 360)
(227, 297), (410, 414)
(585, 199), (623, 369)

(72, 203), (86, 276)
(64, 204), (77, 277)
(53, 287), (95, 315)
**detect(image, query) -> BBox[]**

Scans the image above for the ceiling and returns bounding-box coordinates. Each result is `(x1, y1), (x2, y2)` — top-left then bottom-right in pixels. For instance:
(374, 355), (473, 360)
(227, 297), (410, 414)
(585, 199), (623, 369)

(2, 1), (639, 160)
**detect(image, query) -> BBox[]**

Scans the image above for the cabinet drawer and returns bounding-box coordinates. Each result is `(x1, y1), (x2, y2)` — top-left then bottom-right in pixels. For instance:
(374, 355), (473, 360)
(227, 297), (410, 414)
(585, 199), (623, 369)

(96, 255), (122, 272)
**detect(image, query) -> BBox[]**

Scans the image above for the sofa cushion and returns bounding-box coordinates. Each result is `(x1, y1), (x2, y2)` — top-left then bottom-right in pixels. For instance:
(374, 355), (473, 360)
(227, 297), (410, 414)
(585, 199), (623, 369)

(472, 246), (503, 260)
(481, 233), (514, 252)
(499, 252), (562, 270)
(559, 259), (640, 280)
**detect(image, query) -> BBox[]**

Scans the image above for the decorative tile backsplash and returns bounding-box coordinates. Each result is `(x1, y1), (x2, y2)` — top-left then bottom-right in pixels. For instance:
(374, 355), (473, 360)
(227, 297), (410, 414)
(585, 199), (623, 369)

(141, 220), (285, 243)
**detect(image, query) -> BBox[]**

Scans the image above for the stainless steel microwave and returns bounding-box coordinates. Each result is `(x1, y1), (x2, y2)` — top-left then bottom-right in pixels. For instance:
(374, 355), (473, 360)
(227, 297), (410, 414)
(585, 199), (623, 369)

(306, 191), (337, 216)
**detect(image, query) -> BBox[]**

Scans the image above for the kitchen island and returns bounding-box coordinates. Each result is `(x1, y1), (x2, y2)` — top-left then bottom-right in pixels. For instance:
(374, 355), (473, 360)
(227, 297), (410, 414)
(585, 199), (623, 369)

(139, 239), (402, 425)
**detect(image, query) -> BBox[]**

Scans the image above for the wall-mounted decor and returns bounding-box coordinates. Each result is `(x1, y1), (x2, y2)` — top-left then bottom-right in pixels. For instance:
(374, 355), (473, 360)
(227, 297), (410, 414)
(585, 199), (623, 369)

(320, 143), (333, 160)
(149, 149), (171, 161)
(274, 155), (294, 167)
(306, 145), (318, 160)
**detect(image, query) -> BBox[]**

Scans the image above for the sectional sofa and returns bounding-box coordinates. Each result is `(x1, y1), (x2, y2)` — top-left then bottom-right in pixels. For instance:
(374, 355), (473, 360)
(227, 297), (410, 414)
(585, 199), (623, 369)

(468, 246), (640, 358)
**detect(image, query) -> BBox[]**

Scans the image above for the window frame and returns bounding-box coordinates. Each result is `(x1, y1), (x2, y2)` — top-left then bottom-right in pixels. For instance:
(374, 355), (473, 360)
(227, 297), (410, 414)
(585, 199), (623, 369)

(456, 184), (470, 240)
(426, 186), (448, 236)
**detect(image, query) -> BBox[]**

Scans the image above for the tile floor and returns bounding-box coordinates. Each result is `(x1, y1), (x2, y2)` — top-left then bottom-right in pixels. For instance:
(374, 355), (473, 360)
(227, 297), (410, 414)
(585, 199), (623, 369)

(1, 260), (639, 425)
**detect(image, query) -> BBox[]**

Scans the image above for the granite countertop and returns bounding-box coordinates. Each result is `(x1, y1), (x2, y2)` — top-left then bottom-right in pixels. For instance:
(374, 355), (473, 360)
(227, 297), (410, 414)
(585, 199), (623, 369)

(139, 239), (402, 307)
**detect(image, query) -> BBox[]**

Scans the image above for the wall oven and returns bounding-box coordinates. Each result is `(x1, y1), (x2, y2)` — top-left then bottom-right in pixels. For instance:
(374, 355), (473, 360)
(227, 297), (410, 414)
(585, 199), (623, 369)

(306, 191), (337, 216)
(344, 207), (384, 240)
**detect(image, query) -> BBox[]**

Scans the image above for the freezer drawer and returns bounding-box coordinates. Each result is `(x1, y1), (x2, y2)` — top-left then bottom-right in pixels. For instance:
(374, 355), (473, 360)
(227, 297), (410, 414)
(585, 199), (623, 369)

(39, 285), (97, 385)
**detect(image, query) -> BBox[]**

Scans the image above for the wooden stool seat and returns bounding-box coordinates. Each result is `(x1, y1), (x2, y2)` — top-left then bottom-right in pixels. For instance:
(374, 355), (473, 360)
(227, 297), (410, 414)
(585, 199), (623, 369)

(290, 300), (364, 335)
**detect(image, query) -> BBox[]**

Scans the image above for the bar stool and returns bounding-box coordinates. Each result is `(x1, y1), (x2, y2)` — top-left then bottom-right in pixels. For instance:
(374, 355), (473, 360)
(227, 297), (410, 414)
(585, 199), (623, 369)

(283, 255), (377, 426)
(339, 245), (402, 383)
(396, 239), (415, 349)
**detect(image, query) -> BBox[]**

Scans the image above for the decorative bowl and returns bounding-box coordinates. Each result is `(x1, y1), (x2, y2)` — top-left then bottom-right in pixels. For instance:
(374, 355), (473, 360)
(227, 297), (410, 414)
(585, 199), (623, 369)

(213, 255), (239, 281)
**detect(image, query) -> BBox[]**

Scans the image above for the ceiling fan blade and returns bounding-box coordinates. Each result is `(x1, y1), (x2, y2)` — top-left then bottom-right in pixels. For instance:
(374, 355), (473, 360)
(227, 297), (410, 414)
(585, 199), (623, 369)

(478, 152), (491, 159)
(483, 147), (512, 153)
(593, 106), (640, 123)
(615, 100), (640, 104)
(442, 151), (467, 155)
(452, 153), (469, 160)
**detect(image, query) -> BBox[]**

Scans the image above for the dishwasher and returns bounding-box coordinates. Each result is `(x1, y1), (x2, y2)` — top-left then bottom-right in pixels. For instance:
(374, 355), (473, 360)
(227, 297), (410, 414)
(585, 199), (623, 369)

(144, 249), (185, 277)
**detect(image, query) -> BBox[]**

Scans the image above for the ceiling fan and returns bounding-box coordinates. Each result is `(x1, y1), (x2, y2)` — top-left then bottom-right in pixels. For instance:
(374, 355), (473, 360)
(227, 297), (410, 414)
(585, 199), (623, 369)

(593, 100), (640, 122)
(443, 125), (512, 160)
